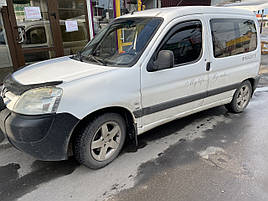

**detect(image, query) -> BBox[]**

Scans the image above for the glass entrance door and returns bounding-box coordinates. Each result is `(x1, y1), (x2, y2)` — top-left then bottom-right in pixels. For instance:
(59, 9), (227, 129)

(12, 0), (60, 64)
(4, 0), (66, 69)
(4, 0), (90, 72)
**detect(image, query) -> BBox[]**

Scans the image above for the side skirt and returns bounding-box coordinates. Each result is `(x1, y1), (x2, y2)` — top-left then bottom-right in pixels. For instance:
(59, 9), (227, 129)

(137, 97), (232, 135)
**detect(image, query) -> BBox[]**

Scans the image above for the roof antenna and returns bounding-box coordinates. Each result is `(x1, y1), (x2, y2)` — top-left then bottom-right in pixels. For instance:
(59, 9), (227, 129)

(177, 0), (183, 6)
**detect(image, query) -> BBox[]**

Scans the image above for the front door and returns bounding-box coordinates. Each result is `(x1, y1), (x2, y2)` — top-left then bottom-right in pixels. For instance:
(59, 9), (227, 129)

(140, 16), (209, 129)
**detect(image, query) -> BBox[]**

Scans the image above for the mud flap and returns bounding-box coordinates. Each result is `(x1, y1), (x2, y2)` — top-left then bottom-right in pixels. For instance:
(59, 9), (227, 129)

(127, 123), (138, 152)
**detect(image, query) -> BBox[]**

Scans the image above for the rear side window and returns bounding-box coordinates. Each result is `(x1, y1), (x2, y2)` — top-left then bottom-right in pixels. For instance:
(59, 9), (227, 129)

(210, 19), (257, 58)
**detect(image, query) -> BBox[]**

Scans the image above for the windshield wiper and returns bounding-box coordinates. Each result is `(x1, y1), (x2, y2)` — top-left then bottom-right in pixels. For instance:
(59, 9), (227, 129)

(72, 51), (83, 62)
(81, 55), (107, 66)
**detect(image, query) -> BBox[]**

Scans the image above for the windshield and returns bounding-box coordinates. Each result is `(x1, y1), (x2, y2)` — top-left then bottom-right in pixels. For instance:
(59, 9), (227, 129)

(78, 17), (163, 67)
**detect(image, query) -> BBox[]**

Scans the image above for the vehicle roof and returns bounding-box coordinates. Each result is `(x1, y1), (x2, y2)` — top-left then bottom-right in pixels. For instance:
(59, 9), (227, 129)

(121, 6), (255, 20)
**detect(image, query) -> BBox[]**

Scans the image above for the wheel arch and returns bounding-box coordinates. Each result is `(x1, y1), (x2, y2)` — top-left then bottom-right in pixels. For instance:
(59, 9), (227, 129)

(67, 106), (138, 156)
(247, 77), (256, 93)
(243, 77), (259, 96)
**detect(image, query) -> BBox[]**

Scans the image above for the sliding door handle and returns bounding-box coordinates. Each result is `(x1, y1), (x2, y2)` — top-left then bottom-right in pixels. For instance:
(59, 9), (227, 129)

(206, 62), (211, 71)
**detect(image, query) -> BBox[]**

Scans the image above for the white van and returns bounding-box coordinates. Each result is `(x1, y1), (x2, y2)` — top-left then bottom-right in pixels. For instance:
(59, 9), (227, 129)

(0, 7), (261, 169)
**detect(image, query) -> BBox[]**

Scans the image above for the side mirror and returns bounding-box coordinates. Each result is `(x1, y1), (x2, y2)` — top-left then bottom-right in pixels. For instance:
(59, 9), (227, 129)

(147, 50), (174, 72)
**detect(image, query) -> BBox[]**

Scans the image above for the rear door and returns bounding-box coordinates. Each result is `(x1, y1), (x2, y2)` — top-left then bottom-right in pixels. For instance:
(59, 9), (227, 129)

(204, 15), (259, 106)
(140, 15), (209, 129)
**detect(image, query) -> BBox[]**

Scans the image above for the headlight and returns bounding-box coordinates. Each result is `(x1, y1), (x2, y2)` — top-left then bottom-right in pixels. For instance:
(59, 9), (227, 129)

(12, 87), (63, 115)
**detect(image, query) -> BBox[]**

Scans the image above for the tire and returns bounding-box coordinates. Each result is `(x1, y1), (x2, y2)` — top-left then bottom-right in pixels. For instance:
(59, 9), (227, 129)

(225, 80), (252, 113)
(74, 113), (126, 169)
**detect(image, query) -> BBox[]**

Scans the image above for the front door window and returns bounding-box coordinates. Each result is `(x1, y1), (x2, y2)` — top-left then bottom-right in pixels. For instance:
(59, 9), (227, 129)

(159, 20), (202, 66)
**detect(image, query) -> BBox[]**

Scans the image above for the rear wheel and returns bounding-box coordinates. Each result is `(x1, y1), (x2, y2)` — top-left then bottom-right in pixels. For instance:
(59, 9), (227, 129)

(225, 80), (252, 113)
(74, 113), (126, 169)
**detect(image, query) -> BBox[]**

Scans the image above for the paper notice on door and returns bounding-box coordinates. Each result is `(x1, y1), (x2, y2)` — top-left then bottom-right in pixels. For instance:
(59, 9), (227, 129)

(24, 7), (42, 20)
(0, 0), (7, 7)
(65, 20), (79, 32)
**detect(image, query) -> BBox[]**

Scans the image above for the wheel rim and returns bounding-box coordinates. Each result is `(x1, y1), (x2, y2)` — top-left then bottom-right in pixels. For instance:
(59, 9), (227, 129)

(236, 85), (251, 110)
(91, 121), (121, 162)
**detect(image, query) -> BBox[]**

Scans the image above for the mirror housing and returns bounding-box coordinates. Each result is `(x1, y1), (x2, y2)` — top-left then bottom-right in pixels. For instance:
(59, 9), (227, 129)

(147, 50), (174, 72)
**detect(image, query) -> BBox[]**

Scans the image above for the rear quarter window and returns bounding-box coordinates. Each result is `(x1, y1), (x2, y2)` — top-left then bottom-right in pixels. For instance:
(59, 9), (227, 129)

(210, 19), (257, 58)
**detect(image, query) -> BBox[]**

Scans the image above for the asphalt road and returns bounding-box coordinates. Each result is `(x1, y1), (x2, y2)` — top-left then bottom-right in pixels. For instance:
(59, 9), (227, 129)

(1, 62), (268, 201)
(108, 82), (268, 201)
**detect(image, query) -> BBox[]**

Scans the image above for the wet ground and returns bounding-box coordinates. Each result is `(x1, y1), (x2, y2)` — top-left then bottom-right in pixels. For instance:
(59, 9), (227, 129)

(1, 63), (268, 201)
(108, 85), (268, 201)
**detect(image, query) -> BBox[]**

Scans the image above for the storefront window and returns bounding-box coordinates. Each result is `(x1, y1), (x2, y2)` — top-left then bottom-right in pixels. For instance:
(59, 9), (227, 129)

(60, 25), (87, 42)
(91, 0), (125, 35)
(58, 0), (89, 55)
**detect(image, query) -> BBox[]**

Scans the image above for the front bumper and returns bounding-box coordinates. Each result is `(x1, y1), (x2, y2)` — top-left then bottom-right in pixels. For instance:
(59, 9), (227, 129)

(0, 105), (79, 161)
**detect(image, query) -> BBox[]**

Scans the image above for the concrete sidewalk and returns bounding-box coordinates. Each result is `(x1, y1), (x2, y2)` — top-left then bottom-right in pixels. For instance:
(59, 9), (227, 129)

(0, 67), (13, 84)
(260, 65), (268, 74)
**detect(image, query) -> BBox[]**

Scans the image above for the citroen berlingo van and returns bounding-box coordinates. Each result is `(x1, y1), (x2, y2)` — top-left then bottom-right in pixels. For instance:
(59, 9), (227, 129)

(0, 7), (261, 169)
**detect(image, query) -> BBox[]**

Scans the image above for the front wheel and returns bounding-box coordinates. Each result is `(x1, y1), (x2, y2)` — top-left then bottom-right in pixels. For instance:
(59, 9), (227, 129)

(225, 80), (252, 113)
(74, 113), (126, 169)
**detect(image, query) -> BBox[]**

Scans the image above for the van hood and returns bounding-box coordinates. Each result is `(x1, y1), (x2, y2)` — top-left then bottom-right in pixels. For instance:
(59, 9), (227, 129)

(12, 56), (117, 85)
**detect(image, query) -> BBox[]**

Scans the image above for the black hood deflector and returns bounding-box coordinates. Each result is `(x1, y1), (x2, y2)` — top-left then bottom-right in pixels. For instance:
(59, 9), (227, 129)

(3, 74), (63, 96)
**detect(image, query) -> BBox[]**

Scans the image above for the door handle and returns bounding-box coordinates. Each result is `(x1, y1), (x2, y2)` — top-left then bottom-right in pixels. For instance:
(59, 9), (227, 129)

(206, 62), (211, 71)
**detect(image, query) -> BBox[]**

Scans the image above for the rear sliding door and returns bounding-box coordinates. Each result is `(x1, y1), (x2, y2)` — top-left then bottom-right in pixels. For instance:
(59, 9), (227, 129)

(204, 15), (260, 106)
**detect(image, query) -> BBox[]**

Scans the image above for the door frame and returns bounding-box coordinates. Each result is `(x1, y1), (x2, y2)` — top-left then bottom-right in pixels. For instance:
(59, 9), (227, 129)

(1, 3), (24, 71)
